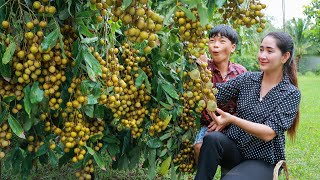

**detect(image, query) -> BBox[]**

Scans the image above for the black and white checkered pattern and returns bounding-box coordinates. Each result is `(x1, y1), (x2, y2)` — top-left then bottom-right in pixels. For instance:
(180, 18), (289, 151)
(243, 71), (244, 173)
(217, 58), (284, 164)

(216, 72), (301, 164)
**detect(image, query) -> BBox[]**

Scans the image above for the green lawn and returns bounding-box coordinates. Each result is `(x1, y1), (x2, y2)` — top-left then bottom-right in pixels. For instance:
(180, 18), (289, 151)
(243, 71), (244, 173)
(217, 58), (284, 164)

(1, 75), (319, 180)
(283, 75), (320, 180)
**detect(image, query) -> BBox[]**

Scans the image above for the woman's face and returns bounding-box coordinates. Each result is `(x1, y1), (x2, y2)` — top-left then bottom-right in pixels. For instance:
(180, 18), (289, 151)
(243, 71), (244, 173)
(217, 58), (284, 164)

(258, 36), (289, 73)
(208, 33), (236, 64)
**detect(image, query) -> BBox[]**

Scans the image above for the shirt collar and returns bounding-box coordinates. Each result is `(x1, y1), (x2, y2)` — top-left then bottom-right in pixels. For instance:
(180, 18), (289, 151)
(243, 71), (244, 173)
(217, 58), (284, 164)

(251, 72), (291, 91)
(210, 61), (238, 74)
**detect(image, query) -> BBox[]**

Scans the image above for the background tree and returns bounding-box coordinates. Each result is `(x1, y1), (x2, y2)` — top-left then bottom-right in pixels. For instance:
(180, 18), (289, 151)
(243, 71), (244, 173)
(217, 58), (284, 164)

(304, 0), (320, 55)
(286, 18), (313, 70)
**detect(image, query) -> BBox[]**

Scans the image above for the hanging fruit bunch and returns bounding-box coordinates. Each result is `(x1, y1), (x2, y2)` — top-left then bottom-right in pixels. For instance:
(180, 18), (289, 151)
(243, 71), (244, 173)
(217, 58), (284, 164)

(173, 5), (213, 58)
(220, 0), (267, 32)
(173, 139), (195, 173)
(179, 60), (217, 130)
(98, 0), (165, 54)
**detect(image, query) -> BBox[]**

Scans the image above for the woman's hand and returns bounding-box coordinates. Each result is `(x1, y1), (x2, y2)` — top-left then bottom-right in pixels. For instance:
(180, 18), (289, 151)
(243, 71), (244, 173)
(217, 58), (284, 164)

(206, 121), (228, 132)
(207, 108), (235, 126)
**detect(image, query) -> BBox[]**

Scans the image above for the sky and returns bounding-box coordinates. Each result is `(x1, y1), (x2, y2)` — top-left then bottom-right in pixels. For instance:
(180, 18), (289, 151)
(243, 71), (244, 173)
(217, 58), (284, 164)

(260, 0), (312, 28)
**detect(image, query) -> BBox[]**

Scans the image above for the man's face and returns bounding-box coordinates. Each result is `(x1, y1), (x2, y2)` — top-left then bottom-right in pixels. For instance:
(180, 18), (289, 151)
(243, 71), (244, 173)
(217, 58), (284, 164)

(208, 33), (236, 64)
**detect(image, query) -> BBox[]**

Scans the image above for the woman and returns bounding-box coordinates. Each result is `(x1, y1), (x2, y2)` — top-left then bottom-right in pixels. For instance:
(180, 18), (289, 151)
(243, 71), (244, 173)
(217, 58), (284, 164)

(195, 32), (301, 180)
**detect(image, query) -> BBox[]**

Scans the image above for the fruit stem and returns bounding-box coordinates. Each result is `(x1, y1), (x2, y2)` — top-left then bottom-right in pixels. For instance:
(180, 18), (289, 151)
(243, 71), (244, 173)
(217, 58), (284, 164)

(0, 0), (12, 9)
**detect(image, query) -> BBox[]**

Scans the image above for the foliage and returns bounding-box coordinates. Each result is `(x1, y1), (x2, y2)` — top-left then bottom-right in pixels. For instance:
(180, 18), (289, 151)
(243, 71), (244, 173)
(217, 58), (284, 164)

(286, 18), (312, 57)
(304, 0), (320, 55)
(0, 0), (268, 179)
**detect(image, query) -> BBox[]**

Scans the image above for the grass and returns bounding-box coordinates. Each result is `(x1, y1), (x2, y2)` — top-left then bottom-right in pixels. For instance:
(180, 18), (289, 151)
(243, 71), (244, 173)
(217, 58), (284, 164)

(283, 75), (320, 180)
(1, 75), (319, 180)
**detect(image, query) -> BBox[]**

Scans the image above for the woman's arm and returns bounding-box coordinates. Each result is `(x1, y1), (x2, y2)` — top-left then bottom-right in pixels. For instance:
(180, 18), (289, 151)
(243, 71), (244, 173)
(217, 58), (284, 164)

(208, 108), (276, 142)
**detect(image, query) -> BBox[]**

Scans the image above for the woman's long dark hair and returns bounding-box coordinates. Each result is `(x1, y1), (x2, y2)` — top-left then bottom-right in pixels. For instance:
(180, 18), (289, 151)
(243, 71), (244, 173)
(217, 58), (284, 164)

(265, 32), (299, 139)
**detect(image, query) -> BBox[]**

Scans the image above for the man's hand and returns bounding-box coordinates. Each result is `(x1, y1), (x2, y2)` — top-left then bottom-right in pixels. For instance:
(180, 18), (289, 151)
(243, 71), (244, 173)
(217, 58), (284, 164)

(196, 54), (209, 65)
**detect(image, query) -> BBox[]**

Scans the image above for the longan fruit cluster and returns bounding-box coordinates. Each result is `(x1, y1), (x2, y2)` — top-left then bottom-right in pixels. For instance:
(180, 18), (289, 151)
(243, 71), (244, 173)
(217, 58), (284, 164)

(32, 0), (57, 15)
(53, 110), (104, 156)
(220, 0), (267, 32)
(111, 0), (163, 54)
(66, 77), (88, 111)
(173, 139), (195, 173)
(40, 25), (75, 110)
(75, 159), (95, 180)
(26, 135), (46, 153)
(90, 0), (113, 22)
(148, 108), (169, 136)
(117, 45), (151, 138)
(174, 7), (212, 58)
(0, 123), (12, 159)
(0, 79), (24, 102)
(97, 43), (150, 138)
(179, 61), (217, 130)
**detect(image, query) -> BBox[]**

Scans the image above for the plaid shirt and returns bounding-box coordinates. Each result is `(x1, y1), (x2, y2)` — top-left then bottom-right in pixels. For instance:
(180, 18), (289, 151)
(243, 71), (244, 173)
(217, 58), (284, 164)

(201, 60), (246, 125)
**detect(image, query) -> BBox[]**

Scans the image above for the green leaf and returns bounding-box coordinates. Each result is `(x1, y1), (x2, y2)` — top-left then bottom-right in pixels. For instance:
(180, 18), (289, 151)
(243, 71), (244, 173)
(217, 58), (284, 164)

(87, 94), (98, 104)
(161, 81), (179, 100)
(3, 95), (16, 103)
(135, 69), (148, 88)
(122, 0), (133, 10)
(147, 149), (157, 179)
(165, 93), (174, 105)
(2, 39), (16, 64)
(159, 148), (167, 157)
(59, 7), (71, 20)
(197, 2), (209, 26)
(87, 134), (103, 144)
(118, 154), (129, 170)
(159, 108), (169, 120)
(158, 156), (171, 176)
(107, 144), (120, 157)
(207, 0), (215, 22)
(48, 150), (58, 166)
(0, 59), (12, 78)
(170, 161), (177, 180)
(84, 105), (94, 118)
(148, 163), (157, 180)
(180, 0), (199, 7)
(23, 85), (31, 117)
(79, 23), (95, 38)
(34, 143), (49, 158)
(30, 82), (44, 104)
(82, 47), (102, 81)
(147, 138), (163, 148)
(103, 136), (120, 144)
(159, 101), (173, 110)
(93, 153), (106, 171)
(59, 149), (74, 167)
(41, 29), (60, 51)
(164, 6), (176, 25)
(160, 133), (171, 141)
(8, 115), (25, 139)
(167, 138), (173, 149)
(86, 145), (95, 155)
(76, 11), (94, 18)
(0, 109), (8, 125)
(81, 37), (98, 44)
(21, 154), (32, 179)
(85, 145), (106, 171)
(178, 6), (196, 21)
(215, 0), (227, 8)
(23, 116), (34, 132)
(94, 105), (105, 118)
